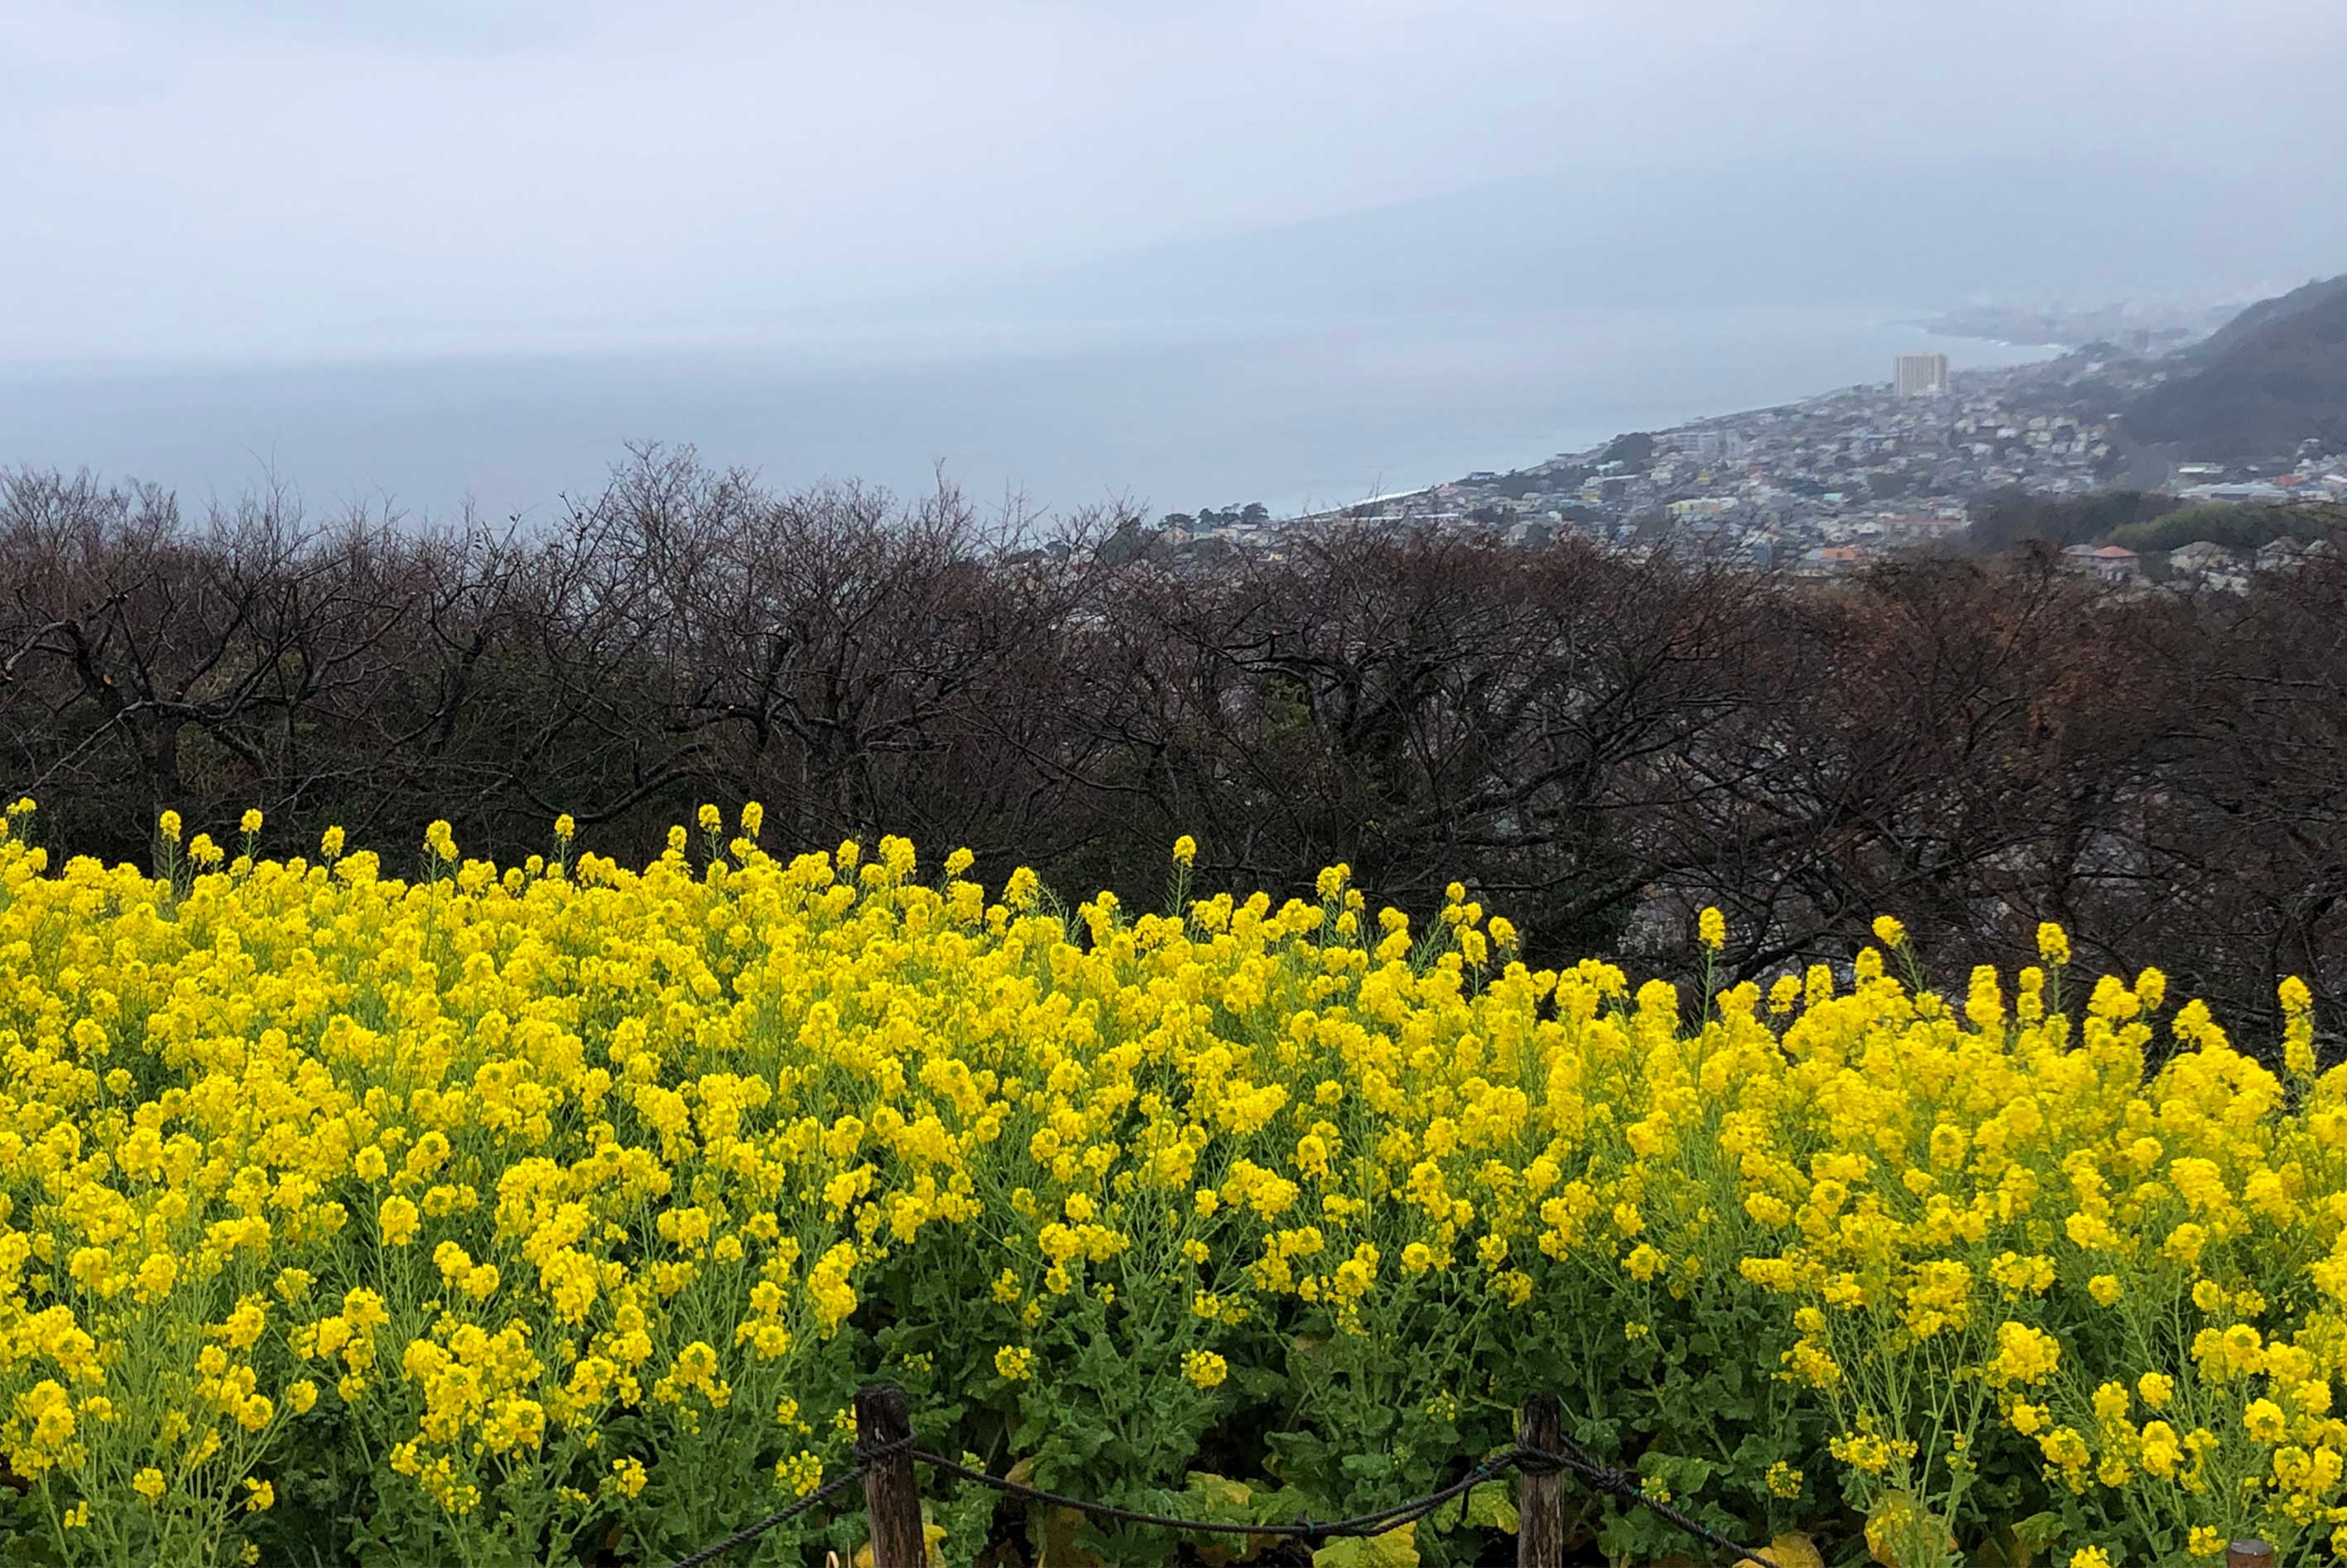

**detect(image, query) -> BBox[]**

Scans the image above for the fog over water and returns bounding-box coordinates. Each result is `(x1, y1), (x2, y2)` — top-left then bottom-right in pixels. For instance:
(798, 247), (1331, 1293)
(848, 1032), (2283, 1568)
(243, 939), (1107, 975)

(0, 310), (2055, 522)
(5, 2), (2342, 516)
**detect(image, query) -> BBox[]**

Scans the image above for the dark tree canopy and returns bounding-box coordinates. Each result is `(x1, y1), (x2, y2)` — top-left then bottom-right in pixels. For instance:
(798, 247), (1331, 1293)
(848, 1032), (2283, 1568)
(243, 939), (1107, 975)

(7, 450), (2347, 1043)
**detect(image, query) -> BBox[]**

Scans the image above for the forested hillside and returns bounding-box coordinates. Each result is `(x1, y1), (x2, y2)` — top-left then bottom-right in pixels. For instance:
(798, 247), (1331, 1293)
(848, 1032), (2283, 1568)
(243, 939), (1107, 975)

(2126, 272), (2347, 457)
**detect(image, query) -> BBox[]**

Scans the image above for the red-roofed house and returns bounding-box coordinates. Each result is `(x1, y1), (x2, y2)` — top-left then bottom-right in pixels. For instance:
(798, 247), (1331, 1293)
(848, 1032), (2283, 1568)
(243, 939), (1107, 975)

(2062, 544), (2141, 584)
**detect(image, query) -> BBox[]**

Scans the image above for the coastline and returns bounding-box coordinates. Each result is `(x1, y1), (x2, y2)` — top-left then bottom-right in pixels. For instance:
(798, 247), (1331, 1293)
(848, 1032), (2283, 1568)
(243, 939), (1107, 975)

(1351, 318), (2068, 505)
(1888, 313), (2082, 352)
(0, 306), (2069, 526)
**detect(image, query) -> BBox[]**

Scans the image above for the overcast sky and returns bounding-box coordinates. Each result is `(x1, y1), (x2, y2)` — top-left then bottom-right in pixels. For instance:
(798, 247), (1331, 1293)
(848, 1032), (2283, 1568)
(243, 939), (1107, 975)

(6, 0), (2346, 366)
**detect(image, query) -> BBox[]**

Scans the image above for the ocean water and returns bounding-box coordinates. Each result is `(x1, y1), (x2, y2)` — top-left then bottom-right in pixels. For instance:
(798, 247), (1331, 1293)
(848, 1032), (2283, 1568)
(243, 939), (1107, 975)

(0, 307), (2056, 525)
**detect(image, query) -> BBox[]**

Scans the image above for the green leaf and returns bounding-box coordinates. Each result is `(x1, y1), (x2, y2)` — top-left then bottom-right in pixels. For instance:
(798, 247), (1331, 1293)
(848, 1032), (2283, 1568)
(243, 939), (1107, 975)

(1463, 1484), (1519, 1535)
(1243, 1483), (1316, 1525)
(1028, 1505), (1105, 1567)
(1634, 1450), (1715, 1497)
(1570, 1415), (1623, 1452)
(1312, 1522), (1419, 1568)
(1762, 1532), (1825, 1568)
(2013, 1513), (2067, 1553)
(1974, 1511), (2067, 1568)
(1234, 1362), (1287, 1398)
(1265, 1431), (1332, 1474)
(1180, 1471), (1254, 1520)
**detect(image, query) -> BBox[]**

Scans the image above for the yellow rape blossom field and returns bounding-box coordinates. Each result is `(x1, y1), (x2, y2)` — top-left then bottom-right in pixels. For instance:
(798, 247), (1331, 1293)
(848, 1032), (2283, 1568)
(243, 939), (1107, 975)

(0, 797), (2341, 1567)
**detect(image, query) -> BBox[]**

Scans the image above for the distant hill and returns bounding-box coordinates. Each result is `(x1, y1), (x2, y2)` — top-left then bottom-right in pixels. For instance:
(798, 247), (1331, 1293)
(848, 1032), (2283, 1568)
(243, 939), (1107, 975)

(2176, 273), (2347, 365)
(925, 157), (2347, 323)
(2123, 274), (2347, 459)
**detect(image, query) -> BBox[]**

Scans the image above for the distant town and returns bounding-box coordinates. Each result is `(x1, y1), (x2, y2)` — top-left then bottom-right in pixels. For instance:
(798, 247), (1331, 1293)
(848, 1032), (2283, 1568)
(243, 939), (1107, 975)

(1123, 318), (2346, 588)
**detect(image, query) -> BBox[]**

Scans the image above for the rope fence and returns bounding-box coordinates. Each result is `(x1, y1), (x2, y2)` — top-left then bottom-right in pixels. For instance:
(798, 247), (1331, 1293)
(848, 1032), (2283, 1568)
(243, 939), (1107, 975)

(666, 1435), (911, 1568)
(902, 1444), (1527, 1547)
(664, 1382), (2282, 1567)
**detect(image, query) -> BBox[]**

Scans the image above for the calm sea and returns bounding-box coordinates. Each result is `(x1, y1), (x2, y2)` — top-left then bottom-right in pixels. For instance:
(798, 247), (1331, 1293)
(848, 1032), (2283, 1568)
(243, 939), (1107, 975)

(0, 307), (2056, 525)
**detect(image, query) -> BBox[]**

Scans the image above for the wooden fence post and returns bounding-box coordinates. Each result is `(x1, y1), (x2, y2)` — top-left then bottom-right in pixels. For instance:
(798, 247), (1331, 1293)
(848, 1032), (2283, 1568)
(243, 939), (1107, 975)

(2228, 1542), (2274, 1568)
(855, 1383), (924, 1568)
(1518, 1392), (1563, 1568)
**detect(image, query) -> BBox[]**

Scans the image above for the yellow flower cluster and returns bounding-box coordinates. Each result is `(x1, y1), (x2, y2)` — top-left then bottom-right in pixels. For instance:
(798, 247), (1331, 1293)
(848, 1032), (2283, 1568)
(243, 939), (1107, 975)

(0, 802), (2340, 1566)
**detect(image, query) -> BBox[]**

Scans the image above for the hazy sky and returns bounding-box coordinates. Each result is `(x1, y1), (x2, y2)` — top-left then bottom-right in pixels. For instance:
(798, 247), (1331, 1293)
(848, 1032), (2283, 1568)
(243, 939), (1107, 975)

(6, 1), (2347, 366)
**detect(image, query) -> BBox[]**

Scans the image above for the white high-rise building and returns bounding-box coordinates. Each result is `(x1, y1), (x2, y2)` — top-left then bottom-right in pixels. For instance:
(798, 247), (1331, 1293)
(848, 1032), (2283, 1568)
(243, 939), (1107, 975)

(1895, 354), (1950, 397)
(1685, 428), (1748, 464)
